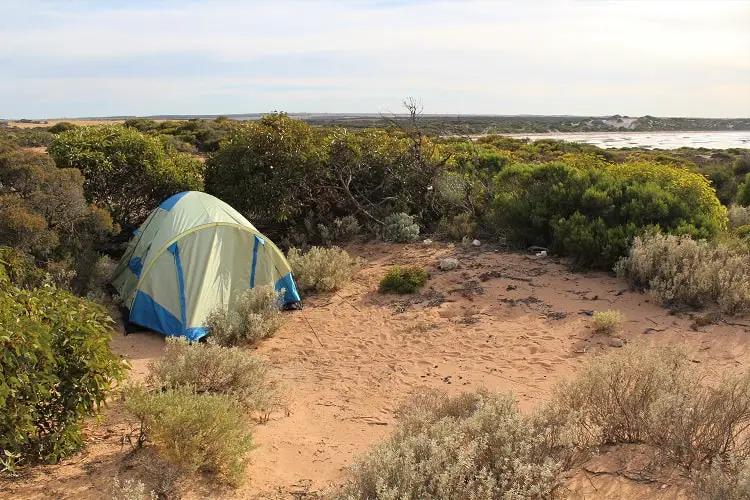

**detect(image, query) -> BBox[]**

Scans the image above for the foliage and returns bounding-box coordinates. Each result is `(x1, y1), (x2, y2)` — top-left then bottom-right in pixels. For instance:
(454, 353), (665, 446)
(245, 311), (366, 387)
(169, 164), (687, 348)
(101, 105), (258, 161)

(205, 285), (284, 347)
(318, 215), (361, 245)
(695, 458), (750, 500)
(382, 212), (420, 243)
(616, 233), (750, 315)
(125, 117), (233, 153)
(204, 113), (326, 230)
(591, 310), (624, 335)
(48, 125), (203, 230)
(379, 266), (428, 294)
(0, 148), (116, 289)
(14, 129), (55, 148)
(47, 122), (78, 134)
(728, 205), (750, 230)
(148, 338), (283, 418)
(111, 478), (157, 500)
(738, 173), (750, 206)
(287, 246), (364, 293)
(492, 156), (727, 269)
(436, 213), (477, 240)
(124, 384), (253, 486)
(338, 389), (566, 500)
(0, 268), (126, 471)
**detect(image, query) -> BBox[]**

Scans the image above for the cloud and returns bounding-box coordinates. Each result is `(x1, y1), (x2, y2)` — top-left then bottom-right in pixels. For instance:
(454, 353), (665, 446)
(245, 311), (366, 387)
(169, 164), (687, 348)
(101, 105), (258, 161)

(0, 0), (748, 117)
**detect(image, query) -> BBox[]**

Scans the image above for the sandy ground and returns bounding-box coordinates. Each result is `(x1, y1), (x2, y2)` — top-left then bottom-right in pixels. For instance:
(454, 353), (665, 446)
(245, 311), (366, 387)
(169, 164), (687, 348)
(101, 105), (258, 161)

(2, 242), (748, 499)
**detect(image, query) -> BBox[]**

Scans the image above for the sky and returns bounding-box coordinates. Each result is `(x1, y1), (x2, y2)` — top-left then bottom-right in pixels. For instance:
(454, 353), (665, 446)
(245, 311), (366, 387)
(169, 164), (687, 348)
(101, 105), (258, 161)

(1, 0), (749, 118)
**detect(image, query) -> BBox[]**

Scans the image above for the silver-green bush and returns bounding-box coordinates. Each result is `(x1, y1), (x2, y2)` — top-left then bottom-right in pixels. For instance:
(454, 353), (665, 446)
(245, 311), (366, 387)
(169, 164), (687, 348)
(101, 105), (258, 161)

(382, 213), (420, 243)
(124, 384), (253, 486)
(205, 285), (284, 346)
(148, 338), (283, 419)
(287, 246), (364, 293)
(318, 215), (361, 245)
(616, 233), (750, 315)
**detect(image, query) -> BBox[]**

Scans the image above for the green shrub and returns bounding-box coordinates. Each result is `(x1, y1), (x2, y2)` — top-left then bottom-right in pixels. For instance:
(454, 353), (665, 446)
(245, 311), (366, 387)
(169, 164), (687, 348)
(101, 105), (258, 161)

(591, 310), (624, 335)
(382, 212), (420, 243)
(379, 266), (428, 294)
(148, 338), (282, 418)
(338, 390), (565, 499)
(0, 272), (126, 471)
(616, 233), (750, 315)
(436, 212), (477, 240)
(48, 125), (203, 230)
(318, 215), (361, 244)
(738, 173), (750, 206)
(47, 122), (77, 134)
(492, 156), (727, 269)
(15, 129), (55, 147)
(287, 246), (364, 293)
(736, 225), (750, 241)
(205, 285), (284, 347)
(124, 385), (253, 486)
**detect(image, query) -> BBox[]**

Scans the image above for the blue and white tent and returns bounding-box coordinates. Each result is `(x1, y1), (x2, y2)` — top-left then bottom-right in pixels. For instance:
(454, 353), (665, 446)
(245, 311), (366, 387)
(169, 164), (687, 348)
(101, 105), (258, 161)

(110, 191), (300, 340)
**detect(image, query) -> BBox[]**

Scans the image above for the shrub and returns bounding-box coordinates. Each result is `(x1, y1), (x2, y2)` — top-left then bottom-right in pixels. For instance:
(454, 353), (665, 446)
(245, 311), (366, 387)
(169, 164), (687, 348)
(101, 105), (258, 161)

(15, 129), (55, 147)
(616, 233), (750, 314)
(338, 389), (565, 499)
(738, 174), (750, 206)
(695, 458), (750, 500)
(492, 156), (727, 269)
(48, 125), (203, 230)
(0, 270), (126, 471)
(382, 212), (420, 243)
(728, 205), (750, 230)
(379, 266), (428, 294)
(287, 246), (364, 293)
(111, 478), (157, 500)
(318, 215), (361, 244)
(436, 213), (477, 241)
(47, 122), (77, 134)
(591, 310), (624, 335)
(124, 385), (253, 486)
(148, 338), (282, 418)
(205, 285), (284, 347)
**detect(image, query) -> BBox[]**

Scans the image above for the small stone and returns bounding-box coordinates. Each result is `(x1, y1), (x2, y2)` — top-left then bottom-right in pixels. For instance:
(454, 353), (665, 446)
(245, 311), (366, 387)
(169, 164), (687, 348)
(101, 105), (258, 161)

(423, 239), (433, 245)
(608, 337), (624, 348)
(439, 258), (459, 271)
(471, 239), (481, 247)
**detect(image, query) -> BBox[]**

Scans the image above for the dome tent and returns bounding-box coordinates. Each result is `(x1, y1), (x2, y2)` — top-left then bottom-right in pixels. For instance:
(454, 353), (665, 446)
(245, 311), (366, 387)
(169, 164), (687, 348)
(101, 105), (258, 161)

(110, 191), (300, 341)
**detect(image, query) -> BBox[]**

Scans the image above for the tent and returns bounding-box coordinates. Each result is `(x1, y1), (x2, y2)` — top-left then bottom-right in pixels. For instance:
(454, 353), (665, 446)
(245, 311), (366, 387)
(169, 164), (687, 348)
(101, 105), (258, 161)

(110, 191), (300, 341)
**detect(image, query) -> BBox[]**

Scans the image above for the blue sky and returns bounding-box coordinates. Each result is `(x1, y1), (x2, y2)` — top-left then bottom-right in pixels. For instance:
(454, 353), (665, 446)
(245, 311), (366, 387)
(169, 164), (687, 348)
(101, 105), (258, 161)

(1, 0), (748, 118)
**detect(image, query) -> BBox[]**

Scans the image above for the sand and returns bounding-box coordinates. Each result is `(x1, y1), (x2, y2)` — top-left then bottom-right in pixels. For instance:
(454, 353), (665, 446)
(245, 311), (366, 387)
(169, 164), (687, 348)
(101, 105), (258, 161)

(2, 242), (748, 499)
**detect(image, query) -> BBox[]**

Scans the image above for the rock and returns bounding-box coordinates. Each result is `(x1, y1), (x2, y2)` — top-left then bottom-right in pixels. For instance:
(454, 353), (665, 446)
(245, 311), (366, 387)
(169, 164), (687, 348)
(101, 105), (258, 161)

(423, 239), (433, 245)
(438, 258), (459, 271)
(608, 337), (624, 348)
(472, 239), (481, 247)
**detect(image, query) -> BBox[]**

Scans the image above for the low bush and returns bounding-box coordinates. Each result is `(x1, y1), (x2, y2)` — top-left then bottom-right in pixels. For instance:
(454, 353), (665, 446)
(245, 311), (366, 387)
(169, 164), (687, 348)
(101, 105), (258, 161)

(591, 310), (624, 335)
(382, 212), (420, 243)
(205, 285), (284, 347)
(338, 390), (566, 499)
(124, 385), (253, 486)
(287, 246), (364, 293)
(695, 458), (750, 500)
(379, 266), (428, 294)
(149, 338), (282, 419)
(0, 266), (126, 471)
(492, 157), (727, 269)
(728, 205), (750, 230)
(318, 215), (361, 245)
(111, 477), (157, 500)
(616, 233), (750, 315)
(435, 212), (477, 241)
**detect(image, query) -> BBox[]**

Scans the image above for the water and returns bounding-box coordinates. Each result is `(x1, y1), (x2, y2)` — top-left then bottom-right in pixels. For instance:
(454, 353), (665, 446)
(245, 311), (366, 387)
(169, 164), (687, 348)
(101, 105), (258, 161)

(507, 131), (750, 150)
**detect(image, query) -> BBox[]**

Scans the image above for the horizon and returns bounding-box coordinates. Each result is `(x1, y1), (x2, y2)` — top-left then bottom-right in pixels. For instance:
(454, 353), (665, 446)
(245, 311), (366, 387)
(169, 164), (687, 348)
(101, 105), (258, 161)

(2, 0), (749, 119)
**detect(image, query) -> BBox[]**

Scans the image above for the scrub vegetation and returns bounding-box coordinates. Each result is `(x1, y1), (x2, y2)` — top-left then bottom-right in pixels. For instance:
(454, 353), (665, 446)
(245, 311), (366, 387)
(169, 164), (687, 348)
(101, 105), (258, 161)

(1, 104), (749, 494)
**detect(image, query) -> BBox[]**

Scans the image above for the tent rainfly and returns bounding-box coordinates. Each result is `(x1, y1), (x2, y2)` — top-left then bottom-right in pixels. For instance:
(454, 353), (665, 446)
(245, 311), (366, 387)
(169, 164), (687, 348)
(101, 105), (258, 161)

(110, 191), (300, 341)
